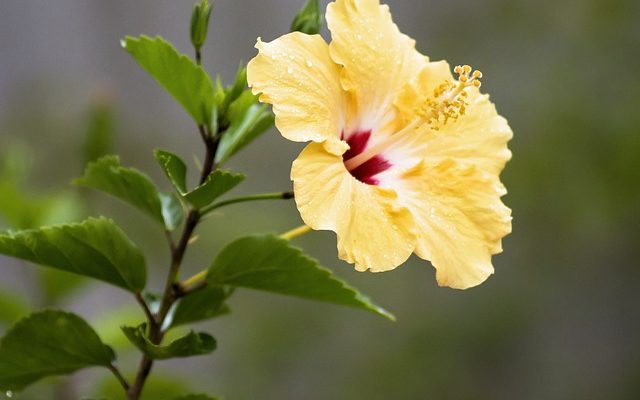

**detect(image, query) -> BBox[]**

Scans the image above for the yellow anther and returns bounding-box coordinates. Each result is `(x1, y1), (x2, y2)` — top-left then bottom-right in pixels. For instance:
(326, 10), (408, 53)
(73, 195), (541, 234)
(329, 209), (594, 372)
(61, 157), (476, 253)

(454, 63), (483, 89)
(416, 63), (484, 130)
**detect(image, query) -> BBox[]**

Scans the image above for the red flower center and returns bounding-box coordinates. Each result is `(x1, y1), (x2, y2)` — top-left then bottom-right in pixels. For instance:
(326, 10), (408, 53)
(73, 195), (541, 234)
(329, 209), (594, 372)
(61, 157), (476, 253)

(342, 131), (392, 185)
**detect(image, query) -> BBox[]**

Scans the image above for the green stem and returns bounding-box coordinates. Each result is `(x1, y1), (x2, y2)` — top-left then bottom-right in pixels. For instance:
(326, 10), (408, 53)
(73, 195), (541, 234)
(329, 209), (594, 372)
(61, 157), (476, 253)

(280, 224), (312, 241)
(134, 292), (156, 331)
(181, 269), (208, 289)
(127, 132), (217, 400)
(109, 363), (130, 391)
(201, 191), (294, 215)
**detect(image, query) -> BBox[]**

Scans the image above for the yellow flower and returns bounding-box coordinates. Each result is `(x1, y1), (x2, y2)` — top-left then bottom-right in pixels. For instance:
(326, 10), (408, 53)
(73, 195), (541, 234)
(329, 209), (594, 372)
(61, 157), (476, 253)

(247, 0), (512, 289)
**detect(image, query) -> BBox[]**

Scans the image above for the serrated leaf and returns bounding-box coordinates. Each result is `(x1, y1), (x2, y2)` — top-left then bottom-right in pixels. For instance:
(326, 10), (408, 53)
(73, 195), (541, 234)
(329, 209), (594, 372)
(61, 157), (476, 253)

(155, 150), (245, 208)
(75, 155), (181, 230)
(154, 149), (188, 194)
(0, 217), (146, 292)
(215, 93), (274, 164)
(185, 170), (245, 208)
(75, 155), (161, 220)
(170, 287), (230, 329)
(122, 324), (216, 360)
(207, 235), (394, 320)
(0, 310), (114, 391)
(173, 395), (221, 400)
(123, 35), (215, 125)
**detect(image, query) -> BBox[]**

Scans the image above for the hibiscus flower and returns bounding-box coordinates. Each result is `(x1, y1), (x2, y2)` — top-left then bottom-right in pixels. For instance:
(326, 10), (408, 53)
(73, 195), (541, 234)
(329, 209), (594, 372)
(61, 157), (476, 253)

(247, 0), (512, 289)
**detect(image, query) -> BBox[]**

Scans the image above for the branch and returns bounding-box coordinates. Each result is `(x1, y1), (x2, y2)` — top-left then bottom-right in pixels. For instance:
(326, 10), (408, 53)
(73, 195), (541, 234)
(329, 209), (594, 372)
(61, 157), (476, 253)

(109, 363), (130, 391)
(127, 124), (218, 400)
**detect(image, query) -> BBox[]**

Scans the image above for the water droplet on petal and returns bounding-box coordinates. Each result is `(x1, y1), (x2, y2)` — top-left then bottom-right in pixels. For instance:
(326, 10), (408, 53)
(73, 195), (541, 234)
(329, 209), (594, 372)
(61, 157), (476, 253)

(306, 60), (314, 68)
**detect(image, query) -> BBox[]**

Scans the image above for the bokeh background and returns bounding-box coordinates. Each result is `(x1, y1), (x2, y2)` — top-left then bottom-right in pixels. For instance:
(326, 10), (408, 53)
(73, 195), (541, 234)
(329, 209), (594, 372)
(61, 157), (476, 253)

(1, 0), (639, 399)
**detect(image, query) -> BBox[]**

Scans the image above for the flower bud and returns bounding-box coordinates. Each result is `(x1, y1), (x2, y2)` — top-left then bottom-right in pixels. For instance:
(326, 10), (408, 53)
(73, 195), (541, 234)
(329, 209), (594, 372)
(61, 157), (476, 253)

(290, 0), (322, 35)
(190, 0), (213, 52)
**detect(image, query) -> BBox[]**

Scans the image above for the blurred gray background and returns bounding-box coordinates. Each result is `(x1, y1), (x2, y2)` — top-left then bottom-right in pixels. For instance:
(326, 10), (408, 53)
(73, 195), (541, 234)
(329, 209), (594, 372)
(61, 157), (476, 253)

(1, 0), (639, 399)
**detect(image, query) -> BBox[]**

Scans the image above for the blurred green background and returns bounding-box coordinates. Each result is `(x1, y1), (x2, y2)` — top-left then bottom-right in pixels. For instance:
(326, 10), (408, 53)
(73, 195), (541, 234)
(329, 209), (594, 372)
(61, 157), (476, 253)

(1, 0), (639, 399)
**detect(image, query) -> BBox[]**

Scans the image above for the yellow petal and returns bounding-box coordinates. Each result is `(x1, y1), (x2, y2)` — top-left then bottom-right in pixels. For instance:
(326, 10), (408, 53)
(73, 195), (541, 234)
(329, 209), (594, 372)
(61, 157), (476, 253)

(291, 142), (416, 272)
(247, 32), (348, 154)
(399, 159), (512, 289)
(432, 90), (513, 175)
(397, 60), (513, 175)
(326, 0), (426, 131)
(395, 60), (452, 126)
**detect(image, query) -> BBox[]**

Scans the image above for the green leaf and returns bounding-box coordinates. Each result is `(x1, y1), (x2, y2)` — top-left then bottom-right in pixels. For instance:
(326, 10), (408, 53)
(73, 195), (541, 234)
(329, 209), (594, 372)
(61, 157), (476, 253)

(185, 170), (245, 208)
(155, 150), (245, 208)
(215, 93), (274, 164)
(75, 155), (181, 230)
(207, 235), (394, 320)
(121, 324), (216, 360)
(0, 290), (29, 325)
(154, 150), (188, 194)
(170, 287), (230, 328)
(290, 0), (323, 35)
(122, 35), (215, 125)
(160, 192), (184, 231)
(0, 310), (114, 391)
(75, 155), (162, 222)
(213, 75), (225, 106)
(219, 64), (248, 116)
(173, 395), (221, 400)
(0, 217), (146, 292)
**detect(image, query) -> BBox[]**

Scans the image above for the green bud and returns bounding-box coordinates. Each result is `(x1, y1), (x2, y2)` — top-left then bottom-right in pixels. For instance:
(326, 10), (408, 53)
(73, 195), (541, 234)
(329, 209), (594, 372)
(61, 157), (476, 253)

(290, 0), (322, 35)
(227, 65), (248, 105)
(220, 64), (248, 117)
(190, 0), (213, 51)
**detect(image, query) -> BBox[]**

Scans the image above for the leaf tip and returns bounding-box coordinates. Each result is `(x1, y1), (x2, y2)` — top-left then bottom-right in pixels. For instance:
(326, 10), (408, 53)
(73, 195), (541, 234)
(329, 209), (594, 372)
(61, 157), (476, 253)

(375, 307), (396, 322)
